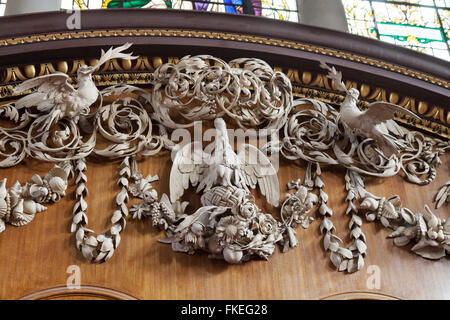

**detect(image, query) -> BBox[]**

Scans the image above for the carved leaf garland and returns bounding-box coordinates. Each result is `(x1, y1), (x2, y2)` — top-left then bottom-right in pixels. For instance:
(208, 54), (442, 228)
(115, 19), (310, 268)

(70, 157), (131, 262)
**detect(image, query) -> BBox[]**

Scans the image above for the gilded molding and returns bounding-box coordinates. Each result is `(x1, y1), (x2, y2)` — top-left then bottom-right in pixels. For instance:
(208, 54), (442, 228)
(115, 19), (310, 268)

(0, 28), (448, 89)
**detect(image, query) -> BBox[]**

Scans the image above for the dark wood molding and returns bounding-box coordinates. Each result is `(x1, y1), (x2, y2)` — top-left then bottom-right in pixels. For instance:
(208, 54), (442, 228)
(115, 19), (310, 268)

(0, 9), (448, 77)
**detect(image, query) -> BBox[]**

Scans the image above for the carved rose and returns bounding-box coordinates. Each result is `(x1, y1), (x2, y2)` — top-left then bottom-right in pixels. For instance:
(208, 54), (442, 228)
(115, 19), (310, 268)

(257, 214), (279, 235)
(289, 199), (307, 216)
(234, 200), (258, 220)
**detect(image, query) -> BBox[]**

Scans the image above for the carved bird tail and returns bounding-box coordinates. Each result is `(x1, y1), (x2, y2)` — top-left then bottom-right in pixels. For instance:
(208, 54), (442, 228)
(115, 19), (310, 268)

(92, 43), (138, 71)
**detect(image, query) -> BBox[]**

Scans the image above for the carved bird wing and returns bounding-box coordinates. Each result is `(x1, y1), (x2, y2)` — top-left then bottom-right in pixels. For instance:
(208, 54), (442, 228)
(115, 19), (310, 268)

(169, 141), (210, 203)
(13, 73), (76, 112)
(237, 144), (280, 207)
(361, 102), (420, 125)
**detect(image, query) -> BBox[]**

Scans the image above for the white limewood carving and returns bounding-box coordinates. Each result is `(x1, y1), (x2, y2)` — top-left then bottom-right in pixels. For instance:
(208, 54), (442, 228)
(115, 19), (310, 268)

(0, 44), (448, 270)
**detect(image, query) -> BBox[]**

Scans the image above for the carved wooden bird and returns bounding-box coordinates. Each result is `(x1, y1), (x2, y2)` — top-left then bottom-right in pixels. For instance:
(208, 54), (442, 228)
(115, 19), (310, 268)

(13, 43), (137, 128)
(170, 118), (280, 206)
(320, 62), (421, 157)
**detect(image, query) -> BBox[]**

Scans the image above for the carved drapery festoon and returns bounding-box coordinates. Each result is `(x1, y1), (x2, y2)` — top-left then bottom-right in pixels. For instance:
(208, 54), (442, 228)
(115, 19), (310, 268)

(0, 45), (448, 271)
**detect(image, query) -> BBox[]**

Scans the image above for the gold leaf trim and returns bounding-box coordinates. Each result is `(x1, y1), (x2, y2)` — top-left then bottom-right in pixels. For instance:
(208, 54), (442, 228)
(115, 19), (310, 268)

(0, 28), (448, 88)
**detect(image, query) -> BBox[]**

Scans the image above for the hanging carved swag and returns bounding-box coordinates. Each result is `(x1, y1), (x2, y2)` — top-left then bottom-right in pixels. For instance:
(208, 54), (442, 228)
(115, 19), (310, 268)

(0, 44), (448, 272)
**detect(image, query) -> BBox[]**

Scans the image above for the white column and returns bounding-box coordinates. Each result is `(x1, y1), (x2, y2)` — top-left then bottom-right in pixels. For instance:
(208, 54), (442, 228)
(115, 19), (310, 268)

(297, 0), (348, 33)
(5, 0), (62, 15)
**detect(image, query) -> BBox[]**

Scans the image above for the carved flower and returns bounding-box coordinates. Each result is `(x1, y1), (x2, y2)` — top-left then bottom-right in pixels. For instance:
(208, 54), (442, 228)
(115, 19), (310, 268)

(130, 201), (150, 220)
(257, 213), (279, 236)
(128, 172), (159, 199)
(216, 216), (245, 245)
(291, 199), (307, 215)
(233, 200), (258, 220)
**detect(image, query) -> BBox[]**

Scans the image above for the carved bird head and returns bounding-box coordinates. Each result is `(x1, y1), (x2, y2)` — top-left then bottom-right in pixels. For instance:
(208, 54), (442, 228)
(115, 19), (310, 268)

(77, 65), (95, 81)
(348, 88), (360, 101)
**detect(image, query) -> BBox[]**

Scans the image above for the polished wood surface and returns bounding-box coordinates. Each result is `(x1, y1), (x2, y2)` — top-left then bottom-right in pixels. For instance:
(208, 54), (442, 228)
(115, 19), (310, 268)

(0, 150), (448, 300)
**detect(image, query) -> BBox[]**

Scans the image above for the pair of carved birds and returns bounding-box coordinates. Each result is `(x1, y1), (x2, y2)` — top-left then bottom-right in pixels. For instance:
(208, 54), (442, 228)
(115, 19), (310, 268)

(320, 62), (420, 157)
(13, 43), (138, 126)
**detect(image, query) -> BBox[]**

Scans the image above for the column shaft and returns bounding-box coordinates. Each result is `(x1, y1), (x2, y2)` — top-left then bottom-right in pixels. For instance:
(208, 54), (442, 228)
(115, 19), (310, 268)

(297, 0), (348, 32)
(5, 0), (62, 15)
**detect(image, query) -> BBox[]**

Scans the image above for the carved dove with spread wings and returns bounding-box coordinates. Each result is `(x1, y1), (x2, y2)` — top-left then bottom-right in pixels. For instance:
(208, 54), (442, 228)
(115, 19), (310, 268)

(169, 118), (280, 207)
(13, 43), (138, 129)
(320, 62), (421, 157)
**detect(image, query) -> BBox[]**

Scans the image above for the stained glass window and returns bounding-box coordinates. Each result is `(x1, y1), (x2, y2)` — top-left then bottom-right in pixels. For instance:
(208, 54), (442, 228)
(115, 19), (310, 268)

(342, 0), (450, 61)
(0, 0), (7, 16)
(61, 0), (298, 22)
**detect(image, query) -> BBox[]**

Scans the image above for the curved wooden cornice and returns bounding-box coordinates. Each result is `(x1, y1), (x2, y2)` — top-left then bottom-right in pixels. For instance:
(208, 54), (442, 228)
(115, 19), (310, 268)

(0, 9), (448, 80)
(0, 9), (448, 137)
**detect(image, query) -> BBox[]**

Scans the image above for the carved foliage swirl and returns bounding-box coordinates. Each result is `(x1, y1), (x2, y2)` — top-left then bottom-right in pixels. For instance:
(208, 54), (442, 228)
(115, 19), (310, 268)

(280, 98), (401, 177)
(95, 97), (153, 158)
(151, 56), (293, 132)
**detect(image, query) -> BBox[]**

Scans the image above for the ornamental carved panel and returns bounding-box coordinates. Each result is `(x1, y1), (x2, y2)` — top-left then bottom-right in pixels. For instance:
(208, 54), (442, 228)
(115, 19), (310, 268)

(0, 44), (448, 275)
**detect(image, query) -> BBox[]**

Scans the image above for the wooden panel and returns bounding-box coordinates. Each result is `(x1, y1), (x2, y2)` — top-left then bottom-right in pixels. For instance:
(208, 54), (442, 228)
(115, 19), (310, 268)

(0, 151), (448, 300)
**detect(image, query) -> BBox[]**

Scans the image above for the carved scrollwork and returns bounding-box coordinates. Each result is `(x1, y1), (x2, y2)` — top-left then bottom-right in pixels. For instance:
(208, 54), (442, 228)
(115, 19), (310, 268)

(279, 98), (402, 178)
(151, 55), (293, 132)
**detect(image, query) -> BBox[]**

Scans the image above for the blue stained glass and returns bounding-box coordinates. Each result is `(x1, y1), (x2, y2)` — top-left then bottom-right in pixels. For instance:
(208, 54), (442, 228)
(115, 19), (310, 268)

(224, 0), (242, 14)
(63, 0), (298, 22)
